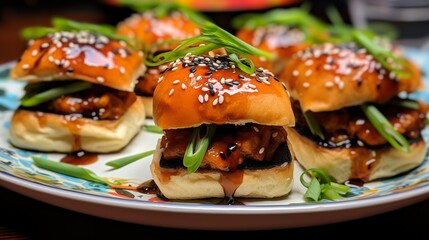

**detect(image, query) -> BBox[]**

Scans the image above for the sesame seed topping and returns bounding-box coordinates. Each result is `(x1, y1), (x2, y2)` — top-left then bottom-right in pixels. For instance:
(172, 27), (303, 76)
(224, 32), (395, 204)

(218, 95), (224, 104)
(169, 88), (175, 96)
(305, 69), (312, 77)
(259, 147), (265, 154)
(325, 81), (334, 88)
(31, 49), (38, 57)
(181, 83), (187, 90)
(272, 132), (278, 138)
(96, 76), (104, 82)
(198, 94), (204, 103)
(119, 67), (125, 74)
(173, 80), (180, 85)
(22, 64), (29, 70)
(253, 126), (259, 132)
(303, 82), (310, 88)
(212, 98), (218, 106)
(293, 70), (299, 77)
(204, 94), (209, 102)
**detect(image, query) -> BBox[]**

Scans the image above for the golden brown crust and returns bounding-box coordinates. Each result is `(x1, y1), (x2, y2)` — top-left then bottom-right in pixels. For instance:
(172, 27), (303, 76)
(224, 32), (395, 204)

(281, 43), (424, 112)
(286, 127), (427, 183)
(150, 139), (294, 199)
(9, 97), (146, 153)
(10, 31), (146, 92)
(117, 11), (201, 53)
(153, 55), (295, 129)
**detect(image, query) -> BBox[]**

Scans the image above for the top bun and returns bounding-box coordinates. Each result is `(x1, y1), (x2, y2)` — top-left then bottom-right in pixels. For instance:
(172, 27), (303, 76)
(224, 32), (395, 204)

(281, 42), (423, 112)
(117, 11), (201, 53)
(153, 55), (295, 129)
(10, 30), (146, 92)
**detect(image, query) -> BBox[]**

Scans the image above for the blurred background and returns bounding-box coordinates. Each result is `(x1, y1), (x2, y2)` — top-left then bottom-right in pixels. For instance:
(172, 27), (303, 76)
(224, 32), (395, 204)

(0, 0), (428, 64)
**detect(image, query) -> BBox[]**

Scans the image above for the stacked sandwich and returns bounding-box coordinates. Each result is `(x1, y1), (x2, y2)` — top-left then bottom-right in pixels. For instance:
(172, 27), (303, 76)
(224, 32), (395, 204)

(9, 18), (146, 153)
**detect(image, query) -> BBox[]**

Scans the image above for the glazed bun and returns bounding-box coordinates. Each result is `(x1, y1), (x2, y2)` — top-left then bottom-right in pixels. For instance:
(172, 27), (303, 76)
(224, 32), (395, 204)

(150, 54), (295, 200)
(236, 26), (309, 76)
(281, 42), (424, 112)
(9, 30), (147, 153)
(117, 11), (201, 53)
(286, 127), (427, 183)
(153, 56), (295, 129)
(10, 30), (146, 92)
(150, 139), (294, 199)
(9, 99), (145, 153)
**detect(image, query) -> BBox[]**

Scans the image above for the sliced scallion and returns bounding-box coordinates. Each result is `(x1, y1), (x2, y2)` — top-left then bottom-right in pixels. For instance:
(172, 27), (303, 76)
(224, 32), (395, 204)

(32, 156), (108, 185)
(303, 110), (325, 140)
(360, 104), (410, 153)
(183, 124), (217, 173)
(300, 168), (350, 202)
(143, 124), (163, 134)
(21, 81), (92, 107)
(105, 150), (155, 170)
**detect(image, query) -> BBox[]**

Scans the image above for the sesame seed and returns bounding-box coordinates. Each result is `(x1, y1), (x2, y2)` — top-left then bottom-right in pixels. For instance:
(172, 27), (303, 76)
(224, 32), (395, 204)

(189, 73), (194, 78)
(173, 80), (180, 85)
(202, 87), (209, 92)
(325, 81), (334, 88)
(31, 49), (38, 57)
(303, 82), (310, 88)
(204, 94), (209, 102)
(169, 88), (175, 96)
(198, 95), (204, 103)
(196, 76), (202, 81)
(253, 126), (259, 132)
(249, 83), (256, 89)
(22, 64), (29, 70)
(357, 140), (364, 147)
(212, 98), (218, 106)
(120, 67), (125, 74)
(272, 132), (278, 138)
(218, 95), (224, 104)
(305, 69), (312, 77)
(41, 42), (50, 48)
(293, 70), (299, 77)
(96, 76), (104, 82)
(181, 83), (187, 90)
(305, 59), (313, 66)
(259, 147), (265, 154)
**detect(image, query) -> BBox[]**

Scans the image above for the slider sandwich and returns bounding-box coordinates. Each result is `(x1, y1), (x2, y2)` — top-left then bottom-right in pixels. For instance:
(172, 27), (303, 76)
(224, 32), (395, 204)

(149, 22), (296, 201)
(117, 2), (205, 117)
(9, 18), (146, 153)
(281, 30), (428, 183)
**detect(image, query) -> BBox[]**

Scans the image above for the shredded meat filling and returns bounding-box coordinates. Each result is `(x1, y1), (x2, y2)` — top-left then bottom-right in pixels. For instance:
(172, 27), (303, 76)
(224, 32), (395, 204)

(293, 100), (428, 147)
(25, 84), (136, 120)
(160, 124), (288, 171)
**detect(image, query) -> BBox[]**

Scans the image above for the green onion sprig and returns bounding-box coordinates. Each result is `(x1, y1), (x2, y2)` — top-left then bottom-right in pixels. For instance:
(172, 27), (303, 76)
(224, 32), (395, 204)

(300, 168), (350, 202)
(143, 124), (163, 134)
(231, 8), (327, 44)
(32, 156), (108, 185)
(21, 17), (136, 49)
(303, 110), (325, 140)
(183, 124), (217, 173)
(361, 104), (410, 153)
(105, 150), (155, 170)
(118, 0), (208, 25)
(352, 30), (411, 79)
(21, 81), (92, 107)
(146, 21), (273, 74)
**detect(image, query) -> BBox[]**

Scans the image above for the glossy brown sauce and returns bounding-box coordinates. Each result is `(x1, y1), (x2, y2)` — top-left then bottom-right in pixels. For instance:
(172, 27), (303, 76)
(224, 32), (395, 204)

(217, 170), (245, 205)
(349, 148), (381, 182)
(60, 151), (98, 165)
(136, 179), (159, 195)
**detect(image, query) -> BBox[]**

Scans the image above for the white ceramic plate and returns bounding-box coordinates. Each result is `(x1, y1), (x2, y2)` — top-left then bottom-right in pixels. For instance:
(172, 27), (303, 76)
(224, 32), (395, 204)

(1, 49), (429, 230)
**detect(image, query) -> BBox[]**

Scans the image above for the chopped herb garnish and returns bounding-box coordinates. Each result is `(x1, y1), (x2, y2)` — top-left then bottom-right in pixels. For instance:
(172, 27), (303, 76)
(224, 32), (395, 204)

(105, 150), (155, 170)
(300, 168), (350, 202)
(32, 156), (108, 185)
(303, 110), (325, 140)
(360, 104), (410, 153)
(21, 81), (92, 107)
(143, 124), (163, 134)
(146, 21), (272, 74)
(183, 124), (217, 173)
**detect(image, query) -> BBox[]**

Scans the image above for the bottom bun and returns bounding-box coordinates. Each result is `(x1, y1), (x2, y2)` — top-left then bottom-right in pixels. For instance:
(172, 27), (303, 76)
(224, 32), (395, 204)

(9, 98), (146, 153)
(150, 139), (294, 200)
(286, 127), (427, 183)
(139, 96), (153, 118)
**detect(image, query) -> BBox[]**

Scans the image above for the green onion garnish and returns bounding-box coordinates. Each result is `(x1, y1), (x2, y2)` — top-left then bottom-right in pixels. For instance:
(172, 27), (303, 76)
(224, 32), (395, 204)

(183, 124), (217, 173)
(32, 156), (108, 185)
(146, 21), (272, 74)
(21, 17), (137, 49)
(105, 149), (155, 170)
(231, 8), (327, 42)
(387, 97), (419, 109)
(303, 110), (325, 140)
(360, 104), (410, 153)
(352, 30), (411, 79)
(118, 0), (208, 25)
(143, 124), (163, 134)
(300, 168), (350, 202)
(21, 81), (92, 107)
